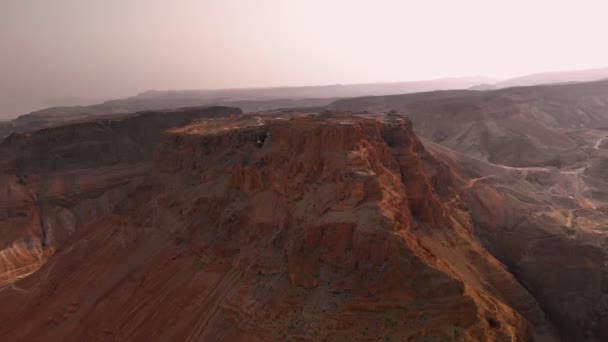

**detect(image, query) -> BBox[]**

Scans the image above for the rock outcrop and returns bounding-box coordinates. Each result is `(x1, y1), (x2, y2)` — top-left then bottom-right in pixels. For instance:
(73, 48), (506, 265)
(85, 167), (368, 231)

(0, 106), (242, 286)
(0, 114), (557, 341)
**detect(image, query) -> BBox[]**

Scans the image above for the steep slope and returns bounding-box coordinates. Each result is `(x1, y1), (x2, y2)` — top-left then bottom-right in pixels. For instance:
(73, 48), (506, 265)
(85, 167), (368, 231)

(330, 80), (608, 167)
(0, 106), (242, 286)
(0, 114), (557, 341)
(328, 81), (608, 340)
(423, 137), (608, 341)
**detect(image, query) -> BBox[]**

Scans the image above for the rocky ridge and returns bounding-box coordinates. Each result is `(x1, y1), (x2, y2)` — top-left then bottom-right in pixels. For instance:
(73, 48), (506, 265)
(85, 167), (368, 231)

(0, 113), (557, 341)
(0, 106), (242, 287)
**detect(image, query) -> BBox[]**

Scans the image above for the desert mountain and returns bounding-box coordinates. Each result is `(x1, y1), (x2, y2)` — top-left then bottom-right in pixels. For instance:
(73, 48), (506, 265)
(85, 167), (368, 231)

(0, 106), (242, 287)
(6, 66), (608, 136)
(0, 111), (558, 340)
(469, 67), (608, 90)
(329, 79), (608, 340)
(495, 67), (608, 88)
(4, 79), (608, 340)
(0, 77), (492, 139)
(7, 68), (608, 140)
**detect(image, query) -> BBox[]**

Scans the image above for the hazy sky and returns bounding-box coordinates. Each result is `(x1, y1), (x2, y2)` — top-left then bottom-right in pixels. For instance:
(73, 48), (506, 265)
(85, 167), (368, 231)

(2, 0), (608, 118)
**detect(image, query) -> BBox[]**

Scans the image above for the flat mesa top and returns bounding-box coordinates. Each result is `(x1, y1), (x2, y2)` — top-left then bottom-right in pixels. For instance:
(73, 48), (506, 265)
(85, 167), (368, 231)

(169, 116), (266, 135)
(168, 111), (409, 136)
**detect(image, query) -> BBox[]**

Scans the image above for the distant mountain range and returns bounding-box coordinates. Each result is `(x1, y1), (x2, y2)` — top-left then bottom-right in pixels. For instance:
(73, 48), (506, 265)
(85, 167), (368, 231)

(498, 67), (608, 87)
(3, 67), (608, 139)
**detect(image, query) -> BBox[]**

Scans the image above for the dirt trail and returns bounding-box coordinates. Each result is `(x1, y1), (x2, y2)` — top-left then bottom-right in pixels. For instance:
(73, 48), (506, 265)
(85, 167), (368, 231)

(467, 157), (598, 210)
(0, 283), (31, 294)
(495, 164), (553, 172)
(594, 136), (608, 150)
(464, 175), (495, 189)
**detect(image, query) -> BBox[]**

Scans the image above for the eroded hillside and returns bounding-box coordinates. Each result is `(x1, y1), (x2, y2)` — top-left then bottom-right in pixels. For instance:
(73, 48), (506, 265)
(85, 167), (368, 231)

(0, 106), (242, 287)
(328, 80), (608, 340)
(0, 113), (558, 341)
(330, 80), (608, 167)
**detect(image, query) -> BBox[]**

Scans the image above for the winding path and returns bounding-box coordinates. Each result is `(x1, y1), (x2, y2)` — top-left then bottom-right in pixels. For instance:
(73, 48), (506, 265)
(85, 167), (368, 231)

(0, 283), (31, 294)
(594, 136), (608, 150)
(464, 175), (495, 189)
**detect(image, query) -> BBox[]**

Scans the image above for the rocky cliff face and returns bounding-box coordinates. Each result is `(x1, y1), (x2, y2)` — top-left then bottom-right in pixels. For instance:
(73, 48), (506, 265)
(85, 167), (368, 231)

(328, 80), (608, 340)
(0, 106), (242, 286)
(0, 113), (557, 341)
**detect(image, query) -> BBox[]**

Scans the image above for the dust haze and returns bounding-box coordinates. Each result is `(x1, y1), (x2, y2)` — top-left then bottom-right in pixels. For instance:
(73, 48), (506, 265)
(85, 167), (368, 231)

(2, 0), (608, 118)
(7, 1), (608, 340)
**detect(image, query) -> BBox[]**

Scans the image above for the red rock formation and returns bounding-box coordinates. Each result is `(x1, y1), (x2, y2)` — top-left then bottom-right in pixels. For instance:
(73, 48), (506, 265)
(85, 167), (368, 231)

(0, 106), (242, 286)
(0, 114), (557, 341)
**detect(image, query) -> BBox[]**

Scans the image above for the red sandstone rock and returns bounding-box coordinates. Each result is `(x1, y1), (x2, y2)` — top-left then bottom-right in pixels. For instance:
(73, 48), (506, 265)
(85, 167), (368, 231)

(0, 114), (558, 341)
(0, 106), (242, 286)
